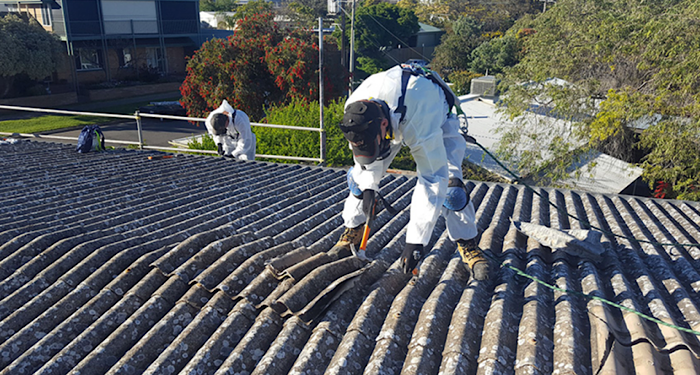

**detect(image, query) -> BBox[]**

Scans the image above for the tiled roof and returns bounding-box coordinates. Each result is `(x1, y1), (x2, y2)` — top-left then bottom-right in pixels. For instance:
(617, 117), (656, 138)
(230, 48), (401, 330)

(2, 140), (700, 374)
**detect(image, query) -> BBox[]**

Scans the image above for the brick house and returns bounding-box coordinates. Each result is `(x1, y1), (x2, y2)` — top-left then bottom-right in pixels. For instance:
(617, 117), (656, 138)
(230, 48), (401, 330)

(0, 0), (201, 87)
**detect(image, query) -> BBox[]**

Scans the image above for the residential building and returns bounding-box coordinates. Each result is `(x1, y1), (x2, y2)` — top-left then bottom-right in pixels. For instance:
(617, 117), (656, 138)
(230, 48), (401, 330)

(0, 0), (202, 87)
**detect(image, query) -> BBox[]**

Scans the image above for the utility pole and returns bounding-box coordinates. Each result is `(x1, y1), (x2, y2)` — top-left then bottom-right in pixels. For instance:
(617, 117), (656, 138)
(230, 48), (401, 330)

(341, 4), (346, 67)
(319, 17), (326, 162)
(349, 0), (356, 95)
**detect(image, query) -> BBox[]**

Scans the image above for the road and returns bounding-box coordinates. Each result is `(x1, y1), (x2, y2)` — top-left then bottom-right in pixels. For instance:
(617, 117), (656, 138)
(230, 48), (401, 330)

(1, 91), (208, 149)
(39, 117), (207, 148)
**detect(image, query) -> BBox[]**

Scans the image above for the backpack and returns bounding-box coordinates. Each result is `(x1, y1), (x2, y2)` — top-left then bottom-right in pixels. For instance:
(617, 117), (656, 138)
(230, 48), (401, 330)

(76, 125), (105, 153)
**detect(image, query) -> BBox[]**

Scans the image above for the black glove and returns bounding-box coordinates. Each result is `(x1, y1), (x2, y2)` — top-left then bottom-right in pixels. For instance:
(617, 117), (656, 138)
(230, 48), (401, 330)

(217, 143), (224, 156)
(362, 189), (377, 221)
(401, 243), (424, 274)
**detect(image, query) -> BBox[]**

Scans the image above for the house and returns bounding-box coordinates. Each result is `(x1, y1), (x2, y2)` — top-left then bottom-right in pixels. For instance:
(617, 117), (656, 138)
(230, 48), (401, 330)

(386, 22), (445, 63)
(0, 0), (202, 87)
(199, 11), (234, 30)
(1, 140), (699, 374)
(458, 90), (650, 196)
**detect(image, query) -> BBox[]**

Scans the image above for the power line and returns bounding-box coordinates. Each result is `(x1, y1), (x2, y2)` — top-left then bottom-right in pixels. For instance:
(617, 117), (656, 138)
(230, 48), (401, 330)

(360, 13), (432, 61)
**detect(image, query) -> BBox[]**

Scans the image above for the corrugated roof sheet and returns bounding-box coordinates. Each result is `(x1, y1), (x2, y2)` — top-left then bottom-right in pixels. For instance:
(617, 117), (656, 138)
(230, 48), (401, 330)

(2, 140), (700, 374)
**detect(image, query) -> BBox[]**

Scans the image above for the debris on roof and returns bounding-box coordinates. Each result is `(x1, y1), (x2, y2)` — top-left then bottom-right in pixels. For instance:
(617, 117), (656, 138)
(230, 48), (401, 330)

(2, 141), (700, 374)
(512, 220), (607, 262)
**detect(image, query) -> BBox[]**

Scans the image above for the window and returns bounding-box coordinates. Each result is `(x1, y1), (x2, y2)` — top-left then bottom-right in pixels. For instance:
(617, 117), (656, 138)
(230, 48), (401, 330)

(159, 1), (197, 34)
(77, 49), (102, 70)
(121, 48), (133, 67)
(67, 0), (101, 36)
(41, 4), (52, 26)
(101, 0), (157, 34)
(146, 47), (162, 70)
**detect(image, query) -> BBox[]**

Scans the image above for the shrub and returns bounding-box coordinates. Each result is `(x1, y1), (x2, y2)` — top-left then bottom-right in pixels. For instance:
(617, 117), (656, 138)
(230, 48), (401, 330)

(256, 98), (351, 165)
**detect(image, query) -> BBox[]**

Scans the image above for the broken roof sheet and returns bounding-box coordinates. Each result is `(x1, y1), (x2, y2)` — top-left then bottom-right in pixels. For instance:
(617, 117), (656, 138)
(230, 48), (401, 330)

(2, 140), (700, 374)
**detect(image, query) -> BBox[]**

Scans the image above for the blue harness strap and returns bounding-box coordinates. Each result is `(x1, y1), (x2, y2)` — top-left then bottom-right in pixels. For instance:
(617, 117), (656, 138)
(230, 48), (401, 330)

(396, 68), (413, 123)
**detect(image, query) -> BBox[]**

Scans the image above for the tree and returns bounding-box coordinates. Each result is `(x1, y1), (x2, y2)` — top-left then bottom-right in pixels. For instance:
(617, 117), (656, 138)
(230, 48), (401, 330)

(430, 16), (484, 77)
(497, 0), (700, 199)
(353, 1), (419, 75)
(469, 35), (520, 75)
(180, 11), (347, 120)
(221, 0), (273, 28)
(396, 0), (448, 28)
(280, 0), (328, 27)
(199, 0), (238, 12)
(0, 14), (64, 98)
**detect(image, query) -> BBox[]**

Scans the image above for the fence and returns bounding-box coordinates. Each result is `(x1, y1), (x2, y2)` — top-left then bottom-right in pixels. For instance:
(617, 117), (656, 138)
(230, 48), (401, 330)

(0, 105), (325, 163)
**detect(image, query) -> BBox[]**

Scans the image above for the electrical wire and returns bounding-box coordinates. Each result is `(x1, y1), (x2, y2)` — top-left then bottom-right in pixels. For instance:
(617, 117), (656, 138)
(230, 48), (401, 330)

(359, 12), (432, 61)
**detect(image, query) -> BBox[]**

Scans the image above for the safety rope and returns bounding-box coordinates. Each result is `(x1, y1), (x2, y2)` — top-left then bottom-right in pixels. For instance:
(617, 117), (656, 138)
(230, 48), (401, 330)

(469, 138), (700, 249)
(467, 137), (700, 336)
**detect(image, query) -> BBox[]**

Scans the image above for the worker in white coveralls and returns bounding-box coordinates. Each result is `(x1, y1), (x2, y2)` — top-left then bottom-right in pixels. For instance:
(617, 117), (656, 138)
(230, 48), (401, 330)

(204, 100), (256, 160)
(334, 64), (490, 280)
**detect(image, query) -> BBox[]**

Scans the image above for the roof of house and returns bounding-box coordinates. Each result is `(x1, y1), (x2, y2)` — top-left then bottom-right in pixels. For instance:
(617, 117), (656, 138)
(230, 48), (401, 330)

(418, 22), (443, 34)
(459, 96), (645, 194)
(2, 140), (700, 374)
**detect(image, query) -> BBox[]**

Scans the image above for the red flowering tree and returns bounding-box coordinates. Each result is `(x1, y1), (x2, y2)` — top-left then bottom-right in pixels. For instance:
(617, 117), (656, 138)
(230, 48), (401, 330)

(180, 12), (347, 120)
(266, 28), (345, 102)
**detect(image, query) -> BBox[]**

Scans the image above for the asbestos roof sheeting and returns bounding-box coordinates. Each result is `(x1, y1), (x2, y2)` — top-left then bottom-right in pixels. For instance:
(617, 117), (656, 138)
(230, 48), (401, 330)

(2, 140), (700, 374)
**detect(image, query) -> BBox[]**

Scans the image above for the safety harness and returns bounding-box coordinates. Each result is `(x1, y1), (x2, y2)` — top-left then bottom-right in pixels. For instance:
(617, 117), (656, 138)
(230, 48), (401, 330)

(396, 64), (462, 123)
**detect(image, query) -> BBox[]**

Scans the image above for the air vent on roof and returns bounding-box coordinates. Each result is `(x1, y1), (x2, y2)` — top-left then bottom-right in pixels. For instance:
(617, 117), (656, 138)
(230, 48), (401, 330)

(470, 75), (498, 97)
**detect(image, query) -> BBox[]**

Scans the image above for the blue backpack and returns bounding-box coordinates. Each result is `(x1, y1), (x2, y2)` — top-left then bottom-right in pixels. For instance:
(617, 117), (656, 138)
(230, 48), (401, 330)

(76, 125), (105, 153)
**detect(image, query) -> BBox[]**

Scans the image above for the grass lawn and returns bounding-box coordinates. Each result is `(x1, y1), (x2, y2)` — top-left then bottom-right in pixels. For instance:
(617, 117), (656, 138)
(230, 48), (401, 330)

(0, 96), (182, 134)
(0, 115), (115, 134)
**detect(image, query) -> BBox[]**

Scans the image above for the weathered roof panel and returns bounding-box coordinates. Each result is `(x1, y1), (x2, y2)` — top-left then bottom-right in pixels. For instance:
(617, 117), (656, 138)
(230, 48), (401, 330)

(1, 140), (700, 374)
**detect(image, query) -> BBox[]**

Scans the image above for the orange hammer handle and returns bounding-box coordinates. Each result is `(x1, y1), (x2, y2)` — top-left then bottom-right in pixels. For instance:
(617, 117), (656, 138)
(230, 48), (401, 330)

(359, 225), (371, 251)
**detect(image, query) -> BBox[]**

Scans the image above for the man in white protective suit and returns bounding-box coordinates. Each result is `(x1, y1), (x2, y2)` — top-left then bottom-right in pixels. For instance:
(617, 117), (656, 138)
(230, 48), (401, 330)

(335, 64), (490, 280)
(204, 100), (256, 160)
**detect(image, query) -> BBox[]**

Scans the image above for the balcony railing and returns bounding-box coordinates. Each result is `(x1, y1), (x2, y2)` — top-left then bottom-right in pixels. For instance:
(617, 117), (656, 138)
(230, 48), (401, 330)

(65, 19), (198, 37)
(104, 20), (158, 34)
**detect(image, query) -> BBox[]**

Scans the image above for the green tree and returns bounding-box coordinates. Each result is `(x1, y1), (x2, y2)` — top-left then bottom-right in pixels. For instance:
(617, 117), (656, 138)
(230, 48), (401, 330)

(397, 0), (448, 28)
(221, 0), (273, 28)
(353, 1), (420, 76)
(430, 16), (484, 77)
(469, 35), (519, 75)
(0, 14), (64, 98)
(200, 0), (238, 12)
(280, 0), (328, 27)
(497, 0), (700, 199)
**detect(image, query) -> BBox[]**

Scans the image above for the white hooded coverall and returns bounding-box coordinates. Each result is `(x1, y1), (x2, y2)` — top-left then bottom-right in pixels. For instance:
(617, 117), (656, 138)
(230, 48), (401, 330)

(204, 100), (256, 160)
(343, 65), (478, 246)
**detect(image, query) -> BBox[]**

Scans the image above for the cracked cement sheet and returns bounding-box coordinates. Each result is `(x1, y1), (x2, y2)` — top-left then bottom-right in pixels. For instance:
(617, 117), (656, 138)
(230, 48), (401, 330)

(512, 220), (607, 262)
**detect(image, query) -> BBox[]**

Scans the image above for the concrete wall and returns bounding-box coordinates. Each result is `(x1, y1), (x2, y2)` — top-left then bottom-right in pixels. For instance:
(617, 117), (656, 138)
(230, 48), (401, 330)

(0, 92), (79, 107)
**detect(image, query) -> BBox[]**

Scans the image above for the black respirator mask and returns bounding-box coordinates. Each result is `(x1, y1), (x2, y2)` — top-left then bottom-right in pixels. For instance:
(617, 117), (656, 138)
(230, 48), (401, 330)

(212, 113), (228, 156)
